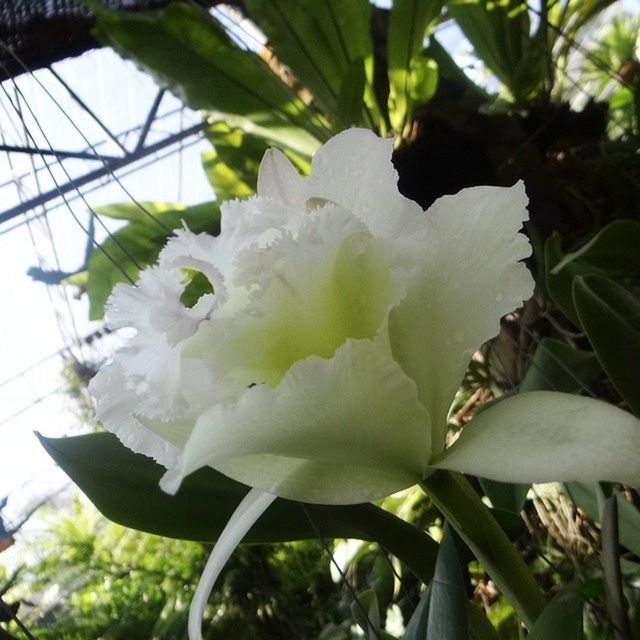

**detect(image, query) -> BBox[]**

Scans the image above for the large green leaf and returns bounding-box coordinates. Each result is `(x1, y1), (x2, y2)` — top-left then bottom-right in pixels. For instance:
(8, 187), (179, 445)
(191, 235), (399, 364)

(423, 36), (486, 98)
(38, 432), (439, 583)
(92, 201), (184, 224)
(545, 221), (640, 327)
(519, 337), (602, 395)
(201, 121), (304, 200)
(545, 232), (581, 326)
(481, 338), (601, 514)
(601, 497), (633, 639)
(447, 0), (544, 102)
(403, 528), (472, 640)
(615, 494), (640, 558)
(425, 527), (468, 640)
(87, 0), (322, 155)
(87, 202), (219, 320)
(202, 122), (311, 201)
(467, 603), (500, 640)
(478, 478), (529, 516)
(387, 0), (443, 131)
(573, 275), (640, 416)
(553, 220), (640, 279)
(527, 590), (583, 640)
(566, 482), (640, 559)
(244, 0), (379, 130)
(351, 590), (395, 640)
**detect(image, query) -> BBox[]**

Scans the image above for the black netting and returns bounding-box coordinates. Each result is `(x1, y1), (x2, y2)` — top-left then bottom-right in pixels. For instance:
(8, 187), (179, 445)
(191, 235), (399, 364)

(0, 0), (229, 80)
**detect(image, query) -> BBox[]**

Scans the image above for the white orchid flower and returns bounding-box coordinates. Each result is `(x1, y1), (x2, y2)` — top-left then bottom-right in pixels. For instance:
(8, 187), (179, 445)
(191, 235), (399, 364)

(90, 129), (640, 639)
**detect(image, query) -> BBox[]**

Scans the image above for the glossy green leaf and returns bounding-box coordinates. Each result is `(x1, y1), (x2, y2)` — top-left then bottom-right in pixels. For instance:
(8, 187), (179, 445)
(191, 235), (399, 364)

(422, 472), (544, 627)
(404, 586), (431, 639)
(565, 483), (640, 558)
(87, 0), (322, 155)
(573, 275), (640, 416)
(447, 0), (543, 101)
(244, 0), (379, 130)
(615, 494), (640, 558)
(520, 338), (602, 395)
(86, 202), (219, 320)
(92, 201), (183, 224)
(203, 123), (270, 195)
(545, 221), (640, 328)
(0, 627), (19, 640)
(426, 527), (468, 640)
(479, 337), (602, 516)
(467, 603), (500, 640)
(424, 36), (486, 97)
(527, 590), (583, 640)
(351, 590), (383, 640)
(200, 159), (253, 201)
(337, 59), (367, 127)
(565, 481), (601, 522)
(553, 220), (640, 278)
(387, 0), (443, 131)
(247, 0), (381, 131)
(38, 432), (439, 583)
(545, 232), (581, 326)
(601, 497), (633, 639)
(408, 598), (500, 640)
(371, 554), (396, 616)
(478, 478), (529, 515)
(408, 56), (439, 106)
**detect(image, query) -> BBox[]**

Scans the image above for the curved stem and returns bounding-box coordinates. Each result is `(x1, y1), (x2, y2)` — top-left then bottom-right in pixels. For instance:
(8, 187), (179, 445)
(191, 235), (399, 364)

(189, 488), (276, 640)
(420, 470), (545, 628)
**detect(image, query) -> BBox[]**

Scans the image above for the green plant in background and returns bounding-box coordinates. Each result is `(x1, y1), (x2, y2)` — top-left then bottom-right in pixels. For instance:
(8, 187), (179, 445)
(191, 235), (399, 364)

(3, 497), (356, 640)
(8, 1), (639, 639)
(579, 12), (640, 135)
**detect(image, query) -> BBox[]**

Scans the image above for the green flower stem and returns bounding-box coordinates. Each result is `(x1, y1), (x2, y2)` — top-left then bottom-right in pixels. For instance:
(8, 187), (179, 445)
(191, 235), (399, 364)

(420, 470), (545, 628)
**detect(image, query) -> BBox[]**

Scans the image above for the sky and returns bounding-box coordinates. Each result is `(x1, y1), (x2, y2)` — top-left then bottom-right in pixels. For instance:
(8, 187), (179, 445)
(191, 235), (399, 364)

(0, 46), (214, 534)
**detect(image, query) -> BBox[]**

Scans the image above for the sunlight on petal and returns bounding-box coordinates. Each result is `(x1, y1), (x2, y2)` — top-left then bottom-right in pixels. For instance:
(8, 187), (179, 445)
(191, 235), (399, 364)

(389, 182), (534, 452)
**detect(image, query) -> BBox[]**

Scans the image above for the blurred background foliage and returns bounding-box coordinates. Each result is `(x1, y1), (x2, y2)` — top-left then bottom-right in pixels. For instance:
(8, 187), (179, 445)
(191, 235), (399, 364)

(3, 0), (640, 638)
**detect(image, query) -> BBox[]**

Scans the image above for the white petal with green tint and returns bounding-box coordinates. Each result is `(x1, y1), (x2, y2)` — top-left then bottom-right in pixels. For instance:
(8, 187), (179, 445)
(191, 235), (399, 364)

(434, 391), (640, 485)
(257, 148), (308, 206)
(161, 335), (431, 504)
(389, 183), (534, 452)
(257, 128), (423, 240)
(185, 206), (409, 388)
(307, 129), (423, 239)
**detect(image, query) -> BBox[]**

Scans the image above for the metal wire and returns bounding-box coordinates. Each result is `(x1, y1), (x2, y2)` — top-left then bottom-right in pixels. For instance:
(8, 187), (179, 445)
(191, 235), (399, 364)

(0, 68), (139, 283)
(0, 38), (174, 235)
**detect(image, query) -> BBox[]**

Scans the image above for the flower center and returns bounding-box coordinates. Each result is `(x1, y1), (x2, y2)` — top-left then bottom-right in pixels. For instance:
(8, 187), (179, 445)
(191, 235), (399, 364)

(185, 210), (402, 388)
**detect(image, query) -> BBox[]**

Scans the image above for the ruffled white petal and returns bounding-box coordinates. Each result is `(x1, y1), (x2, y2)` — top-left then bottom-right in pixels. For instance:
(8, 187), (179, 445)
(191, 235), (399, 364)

(389, 182), (534, 452)
(217, 196), (304, 282)
(89, 362), (181, 468)
(433, 391), (640, 485)
(255, 129), (423, 240)
(184, 206), (410, 389)
(158, 227), (226, 301)
(307, 129), (423, 239)
(161, 335), (431, 504)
